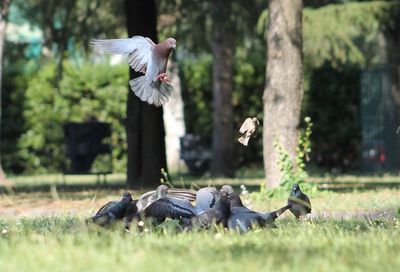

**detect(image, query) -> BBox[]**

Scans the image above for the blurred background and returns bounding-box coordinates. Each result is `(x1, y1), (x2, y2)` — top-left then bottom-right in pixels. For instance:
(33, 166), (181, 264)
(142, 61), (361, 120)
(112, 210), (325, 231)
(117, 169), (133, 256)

(1, 0), (400, 185)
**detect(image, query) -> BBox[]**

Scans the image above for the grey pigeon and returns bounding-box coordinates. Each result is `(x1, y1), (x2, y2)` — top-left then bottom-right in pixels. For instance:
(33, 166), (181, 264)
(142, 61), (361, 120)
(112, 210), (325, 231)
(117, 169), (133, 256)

(223, 189), (291, 233)
(238, 117), (259, 146)
(288, 183), (312, 219)
(86, 192), (136, 227)
(91, 36), (176, 106)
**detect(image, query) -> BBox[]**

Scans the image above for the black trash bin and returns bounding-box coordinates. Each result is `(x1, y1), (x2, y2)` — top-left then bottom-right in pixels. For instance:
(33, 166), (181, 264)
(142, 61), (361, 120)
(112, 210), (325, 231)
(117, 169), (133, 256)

(180, 134), (211, 175)
(63, 122), (112, 182)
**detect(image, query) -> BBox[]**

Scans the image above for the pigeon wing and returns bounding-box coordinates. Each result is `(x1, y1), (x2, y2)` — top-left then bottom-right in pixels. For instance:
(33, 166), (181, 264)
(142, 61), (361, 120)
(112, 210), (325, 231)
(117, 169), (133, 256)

(144, 197), (196, 220)
(228, 207), (259, 231)
(95, 201), (117, 215)
(91, 36), (153, 73)
(239, 118), (252, 134)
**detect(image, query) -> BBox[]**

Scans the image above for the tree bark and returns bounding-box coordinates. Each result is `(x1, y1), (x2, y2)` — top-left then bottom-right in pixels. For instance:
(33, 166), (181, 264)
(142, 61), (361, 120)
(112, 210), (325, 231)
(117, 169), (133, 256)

(211, 0), (234, 177)
(125, 0), (167, 187)
(0, 0), (11, 182)
(263, 0), (304, 187)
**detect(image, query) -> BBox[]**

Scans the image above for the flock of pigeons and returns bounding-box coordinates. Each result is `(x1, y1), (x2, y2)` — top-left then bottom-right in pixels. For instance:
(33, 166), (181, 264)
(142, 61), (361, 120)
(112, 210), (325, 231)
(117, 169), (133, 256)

(86, 183), (312, 233)
(89, 36), (312, 233)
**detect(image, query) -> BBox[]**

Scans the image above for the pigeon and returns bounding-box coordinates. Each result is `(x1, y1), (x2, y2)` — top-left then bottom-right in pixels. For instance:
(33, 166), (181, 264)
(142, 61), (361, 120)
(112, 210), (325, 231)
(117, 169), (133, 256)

(288, 183), (312, 219)
(91, 36), (176, 106)
(180, 190), (231, 230)
(238, 117), (260, 146)
(86, 192), (137, 227)
(222, 188), (291, 233)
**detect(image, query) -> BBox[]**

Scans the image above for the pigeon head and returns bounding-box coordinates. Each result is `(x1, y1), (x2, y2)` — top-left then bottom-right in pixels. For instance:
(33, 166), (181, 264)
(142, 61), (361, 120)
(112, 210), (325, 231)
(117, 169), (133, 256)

(290, 183), (301, 197)
(216, 190), (231, 212)
(166, 38), (176, 49)
(163, 38), (176, 50)
(228, 191), (243, 208)
(220, 185), (235, 195)
(251, 117), (260, 125)
(121, 192), (133, 202)
(156, 184), (170, 198)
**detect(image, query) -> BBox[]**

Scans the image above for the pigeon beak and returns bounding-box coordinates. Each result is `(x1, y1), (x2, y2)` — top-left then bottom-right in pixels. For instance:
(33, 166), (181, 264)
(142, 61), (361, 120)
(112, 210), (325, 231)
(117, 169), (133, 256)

(172, 44), (176, 50)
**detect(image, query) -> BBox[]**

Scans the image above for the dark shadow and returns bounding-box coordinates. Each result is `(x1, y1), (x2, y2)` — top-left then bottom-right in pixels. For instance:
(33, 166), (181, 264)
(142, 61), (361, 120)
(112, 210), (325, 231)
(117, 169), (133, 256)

(316, 181), (400, 192)
(0, 182), (127, 195)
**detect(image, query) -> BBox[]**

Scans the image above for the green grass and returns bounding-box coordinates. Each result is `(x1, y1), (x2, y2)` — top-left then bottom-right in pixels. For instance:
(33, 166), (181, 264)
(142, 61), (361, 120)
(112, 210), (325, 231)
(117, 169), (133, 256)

(0, 217), (400, 271)
(1, 174), (400, 271)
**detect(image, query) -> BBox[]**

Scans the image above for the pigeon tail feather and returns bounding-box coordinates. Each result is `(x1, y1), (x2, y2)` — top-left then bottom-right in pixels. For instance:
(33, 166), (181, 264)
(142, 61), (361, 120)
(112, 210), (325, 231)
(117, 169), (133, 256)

(238, 136), (249, 146)
(129, 76), (172, 106)
(269, 204), (292, 219)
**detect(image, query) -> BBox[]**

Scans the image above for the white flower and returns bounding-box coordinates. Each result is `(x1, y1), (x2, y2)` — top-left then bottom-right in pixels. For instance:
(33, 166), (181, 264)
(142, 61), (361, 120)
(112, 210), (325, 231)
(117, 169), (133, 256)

(1, 229), (8, 234)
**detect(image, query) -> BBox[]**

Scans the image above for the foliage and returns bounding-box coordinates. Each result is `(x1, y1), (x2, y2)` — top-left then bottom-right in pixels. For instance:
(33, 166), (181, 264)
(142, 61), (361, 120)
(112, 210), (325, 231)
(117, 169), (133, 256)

(268, 117), (315, 197)
(1, 42), (38, 173)
(13, 0), (125, 54)
(3, 1), (400, 175)
(17, 60), (128, 173)
(306, 63), (361, 172)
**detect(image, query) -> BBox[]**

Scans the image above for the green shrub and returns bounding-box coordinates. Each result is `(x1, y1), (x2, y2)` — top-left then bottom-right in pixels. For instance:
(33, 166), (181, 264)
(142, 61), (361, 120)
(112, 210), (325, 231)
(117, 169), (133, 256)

(18, 60), (128, 173)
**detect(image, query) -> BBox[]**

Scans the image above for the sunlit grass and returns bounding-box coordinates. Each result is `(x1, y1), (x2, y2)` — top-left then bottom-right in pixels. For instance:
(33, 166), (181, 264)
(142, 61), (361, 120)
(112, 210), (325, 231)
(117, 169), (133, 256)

(0, 216), (399, 271)
(1, 174), (400, 270)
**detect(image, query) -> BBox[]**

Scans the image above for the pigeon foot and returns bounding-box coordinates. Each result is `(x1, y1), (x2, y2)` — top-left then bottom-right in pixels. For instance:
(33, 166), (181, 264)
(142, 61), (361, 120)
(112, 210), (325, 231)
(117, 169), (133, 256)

(156, 73), (171, 84)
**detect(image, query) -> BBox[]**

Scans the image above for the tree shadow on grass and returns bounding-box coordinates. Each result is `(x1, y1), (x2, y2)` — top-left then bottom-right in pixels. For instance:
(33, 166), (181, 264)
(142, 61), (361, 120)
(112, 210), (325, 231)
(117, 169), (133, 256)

(2, 178), (400, 195)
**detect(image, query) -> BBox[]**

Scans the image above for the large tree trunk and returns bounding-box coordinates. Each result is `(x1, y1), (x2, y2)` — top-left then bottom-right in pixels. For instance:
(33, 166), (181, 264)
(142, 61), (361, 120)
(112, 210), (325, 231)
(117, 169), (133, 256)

(210, 0), (234, 177)
(263, 0), (304, 187)
(0, 0), (10, 182)
(125, 0), (167, 187)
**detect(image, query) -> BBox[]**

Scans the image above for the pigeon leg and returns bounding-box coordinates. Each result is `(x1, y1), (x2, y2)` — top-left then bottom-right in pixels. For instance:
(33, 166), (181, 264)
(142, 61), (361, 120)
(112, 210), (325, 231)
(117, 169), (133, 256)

(156, 72), (171, 84)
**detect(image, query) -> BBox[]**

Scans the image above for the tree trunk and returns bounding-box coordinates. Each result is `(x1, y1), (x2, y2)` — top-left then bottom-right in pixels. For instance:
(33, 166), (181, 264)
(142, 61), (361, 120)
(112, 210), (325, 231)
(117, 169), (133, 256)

(0, 0), (10, 182)
(125, 0), (167, 187)
(164, 60), (185, 172)
(211, 0), (234, 177)
(263, 0), (304, 187)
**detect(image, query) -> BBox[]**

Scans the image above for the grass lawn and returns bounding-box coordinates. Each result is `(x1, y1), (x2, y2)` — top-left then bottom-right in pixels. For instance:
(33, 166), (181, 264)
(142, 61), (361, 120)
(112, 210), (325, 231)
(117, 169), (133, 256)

(1, 174), (400, 271)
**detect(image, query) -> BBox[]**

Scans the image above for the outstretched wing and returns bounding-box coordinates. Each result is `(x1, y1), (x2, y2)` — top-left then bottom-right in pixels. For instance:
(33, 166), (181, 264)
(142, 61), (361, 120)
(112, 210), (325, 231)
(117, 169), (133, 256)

(144, 197), (196, 220)
(239, 118), (252, 134)
(91, 36), (154, 73)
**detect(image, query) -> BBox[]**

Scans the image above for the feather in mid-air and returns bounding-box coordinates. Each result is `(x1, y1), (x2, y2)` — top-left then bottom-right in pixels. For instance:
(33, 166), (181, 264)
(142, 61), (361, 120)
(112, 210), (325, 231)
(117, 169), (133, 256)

(91, 36), (176, 107)
(238, 117), (260, 146)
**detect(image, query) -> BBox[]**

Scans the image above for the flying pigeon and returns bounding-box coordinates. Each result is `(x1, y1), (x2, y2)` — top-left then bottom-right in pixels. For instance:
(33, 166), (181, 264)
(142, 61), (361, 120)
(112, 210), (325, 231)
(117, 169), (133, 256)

(86, 192), (136, 227)
(91, 36), (176, 106)
(238, 117), (260, 146)
(288, 183), (312, 219)
(221, 186), (291, 233)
